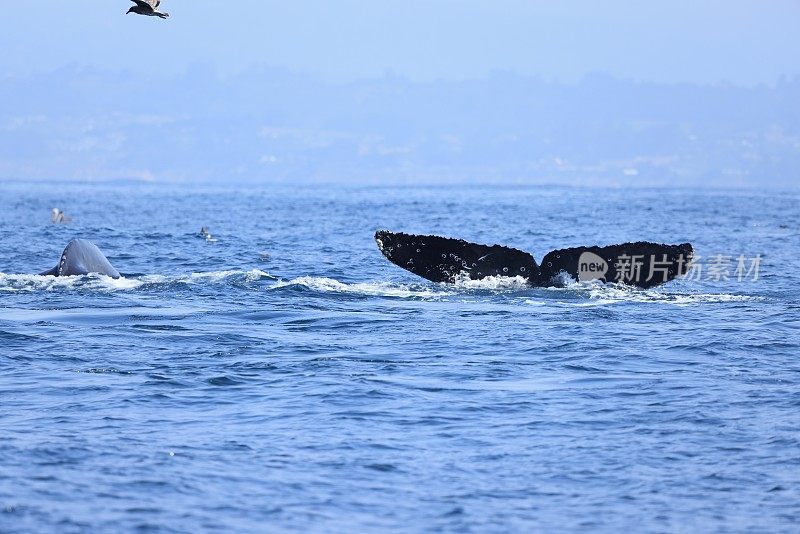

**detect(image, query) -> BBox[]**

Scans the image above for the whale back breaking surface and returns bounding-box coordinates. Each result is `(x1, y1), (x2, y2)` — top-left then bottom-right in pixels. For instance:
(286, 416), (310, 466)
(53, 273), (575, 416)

(375, 231), (540, 284)
(39, 239), (121, 279)
(375, 231), (693, 288)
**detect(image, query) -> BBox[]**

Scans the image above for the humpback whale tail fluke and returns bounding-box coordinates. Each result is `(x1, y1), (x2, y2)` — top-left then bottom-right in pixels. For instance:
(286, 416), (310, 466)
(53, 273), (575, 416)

(39, 239), (121, 279)
(375, 230), (693, 289)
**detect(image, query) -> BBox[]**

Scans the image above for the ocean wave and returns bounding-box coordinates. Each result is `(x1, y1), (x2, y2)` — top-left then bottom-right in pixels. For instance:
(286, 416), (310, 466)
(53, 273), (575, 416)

(269, 276), (449, 299)
(0, 272), (140, 292)
(536, 279), (764, 306)
(0, 269), (274, 293)
(138, 269), (273, 286)
(0, 269), (763, 306)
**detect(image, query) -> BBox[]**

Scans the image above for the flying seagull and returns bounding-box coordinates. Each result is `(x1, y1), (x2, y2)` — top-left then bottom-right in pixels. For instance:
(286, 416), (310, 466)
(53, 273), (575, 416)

(127, 0), (169, 19)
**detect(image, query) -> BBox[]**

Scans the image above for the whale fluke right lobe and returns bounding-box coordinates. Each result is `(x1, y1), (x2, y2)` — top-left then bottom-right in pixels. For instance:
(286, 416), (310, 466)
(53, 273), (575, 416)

(539, 242), (693, 288)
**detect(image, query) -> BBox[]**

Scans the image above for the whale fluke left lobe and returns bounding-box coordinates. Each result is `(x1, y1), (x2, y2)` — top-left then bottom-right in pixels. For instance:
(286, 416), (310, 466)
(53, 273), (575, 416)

(375, 230), (540, 283)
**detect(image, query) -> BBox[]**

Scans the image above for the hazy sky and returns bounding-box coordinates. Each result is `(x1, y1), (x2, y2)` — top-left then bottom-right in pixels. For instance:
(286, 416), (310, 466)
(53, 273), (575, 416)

(3, 0), (799, 84)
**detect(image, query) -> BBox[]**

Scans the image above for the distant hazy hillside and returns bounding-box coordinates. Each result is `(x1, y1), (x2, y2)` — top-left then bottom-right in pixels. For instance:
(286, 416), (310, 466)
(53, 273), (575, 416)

(1, 67), (798, 187)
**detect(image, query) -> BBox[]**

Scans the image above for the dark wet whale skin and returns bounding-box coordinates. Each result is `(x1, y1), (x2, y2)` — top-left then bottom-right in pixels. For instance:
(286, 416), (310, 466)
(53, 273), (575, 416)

(39, 239), (121, 279)
(375, 230), (693, 289)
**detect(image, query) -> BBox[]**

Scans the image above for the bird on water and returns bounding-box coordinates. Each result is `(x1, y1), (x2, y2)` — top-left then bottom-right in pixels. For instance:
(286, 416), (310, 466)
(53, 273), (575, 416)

(50, 208), (71, 224)
(127, 0), (169, 18)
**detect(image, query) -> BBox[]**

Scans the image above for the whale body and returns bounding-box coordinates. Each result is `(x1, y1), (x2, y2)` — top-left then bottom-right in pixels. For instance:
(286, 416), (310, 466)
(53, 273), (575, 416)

(375, 231), (693, 289)
(39, 239), (120, 279)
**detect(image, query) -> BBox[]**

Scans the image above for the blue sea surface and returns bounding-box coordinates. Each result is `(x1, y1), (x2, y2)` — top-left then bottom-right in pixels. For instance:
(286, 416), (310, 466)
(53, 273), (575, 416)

(1, 183), (798, 532)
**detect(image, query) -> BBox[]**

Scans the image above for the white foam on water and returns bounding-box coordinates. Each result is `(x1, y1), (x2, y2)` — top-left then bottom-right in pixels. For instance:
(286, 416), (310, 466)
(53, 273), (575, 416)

(188, 270), (248, 283)
(270, 276), (449, 299)
(644, 292), (764, 305)
(452, 274), (530, 290)
(539, 278), (764, 306)
(522, 300), (547, 306)
(0, 269), (764, 306)
(0, 273), (140, 293)
(137, 269), (274, 287)
(0, 269), (274, 293)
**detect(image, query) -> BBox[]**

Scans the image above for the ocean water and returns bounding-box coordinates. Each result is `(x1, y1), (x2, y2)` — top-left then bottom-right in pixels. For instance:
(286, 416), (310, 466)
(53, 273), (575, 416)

(1, 182), (798, 532)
